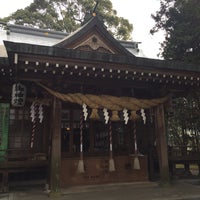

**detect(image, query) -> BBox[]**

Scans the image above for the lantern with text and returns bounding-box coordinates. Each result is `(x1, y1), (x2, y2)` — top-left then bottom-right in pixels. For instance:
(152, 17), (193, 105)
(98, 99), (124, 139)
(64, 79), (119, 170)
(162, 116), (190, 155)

(11, 83), (26, 107)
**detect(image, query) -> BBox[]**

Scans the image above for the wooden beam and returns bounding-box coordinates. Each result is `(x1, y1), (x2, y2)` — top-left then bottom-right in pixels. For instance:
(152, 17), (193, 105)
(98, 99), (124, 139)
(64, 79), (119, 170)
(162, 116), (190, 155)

(155, 104), (170, 185)
(49, 97), (61, 196)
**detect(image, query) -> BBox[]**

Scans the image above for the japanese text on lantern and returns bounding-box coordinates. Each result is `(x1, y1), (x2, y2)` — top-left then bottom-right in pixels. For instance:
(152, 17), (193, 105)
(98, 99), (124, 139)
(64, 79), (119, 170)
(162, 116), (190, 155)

(11, 83), (26, 107)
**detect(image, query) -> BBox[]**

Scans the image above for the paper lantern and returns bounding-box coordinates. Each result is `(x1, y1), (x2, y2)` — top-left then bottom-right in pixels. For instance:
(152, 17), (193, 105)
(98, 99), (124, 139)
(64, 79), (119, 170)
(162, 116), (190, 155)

(11, 83), (26, 107)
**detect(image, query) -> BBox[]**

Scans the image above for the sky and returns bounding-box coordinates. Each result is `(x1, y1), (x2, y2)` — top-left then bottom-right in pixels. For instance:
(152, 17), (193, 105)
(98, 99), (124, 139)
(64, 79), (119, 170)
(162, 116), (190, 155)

(0, 0), (165, 59)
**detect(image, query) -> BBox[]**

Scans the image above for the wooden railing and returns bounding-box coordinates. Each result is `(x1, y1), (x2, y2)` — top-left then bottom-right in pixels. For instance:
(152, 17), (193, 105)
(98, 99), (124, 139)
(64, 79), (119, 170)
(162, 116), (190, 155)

(0, 149), (47, 161)
(169, 145), (200, 157)
(0, 149), (48, 192)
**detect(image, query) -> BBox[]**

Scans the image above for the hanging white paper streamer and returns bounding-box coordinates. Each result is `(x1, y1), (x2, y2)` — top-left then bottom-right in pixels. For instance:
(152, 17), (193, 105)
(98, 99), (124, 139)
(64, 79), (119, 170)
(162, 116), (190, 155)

(38, 104), (43, 123)
(82, 103), (88, 121)
(123, 108), (129, 124)
(30, 102), (36, 122)
(140, 109), (146, 124)
(103, 108), (109, 124)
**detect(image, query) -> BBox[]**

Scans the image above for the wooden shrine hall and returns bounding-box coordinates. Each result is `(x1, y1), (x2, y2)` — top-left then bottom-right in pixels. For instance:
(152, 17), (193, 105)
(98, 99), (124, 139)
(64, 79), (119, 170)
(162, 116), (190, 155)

(0, 16), (200, 194)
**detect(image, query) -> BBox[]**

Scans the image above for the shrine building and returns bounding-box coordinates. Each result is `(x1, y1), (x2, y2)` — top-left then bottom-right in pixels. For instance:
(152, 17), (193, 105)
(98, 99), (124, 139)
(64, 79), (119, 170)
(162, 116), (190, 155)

(0, 16), (200, 193)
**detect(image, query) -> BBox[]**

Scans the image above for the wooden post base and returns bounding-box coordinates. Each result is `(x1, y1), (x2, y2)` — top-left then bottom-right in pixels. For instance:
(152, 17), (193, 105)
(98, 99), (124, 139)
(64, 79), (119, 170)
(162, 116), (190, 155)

(49, 191), (61, 198)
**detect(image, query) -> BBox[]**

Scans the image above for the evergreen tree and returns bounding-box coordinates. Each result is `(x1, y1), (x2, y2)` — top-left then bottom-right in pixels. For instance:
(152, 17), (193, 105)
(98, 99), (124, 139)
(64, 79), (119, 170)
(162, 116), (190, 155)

(151, 0), (200, 64)
(0, 0), (133, 40)
(151, 0), (200, 157)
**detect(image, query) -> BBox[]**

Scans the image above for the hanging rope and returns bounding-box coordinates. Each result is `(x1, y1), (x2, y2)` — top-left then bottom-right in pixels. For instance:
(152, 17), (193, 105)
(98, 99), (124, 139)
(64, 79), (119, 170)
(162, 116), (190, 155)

(77, 112), (85, 173)
(36, 83), (169, 112)
(108, 120), (115, 172)
(30, 102), (37, 149)
(80, 114), (83, 156)
(133, 121), (138, 154)
(133, 121), (140, 170)
(109, 120), (113, 153)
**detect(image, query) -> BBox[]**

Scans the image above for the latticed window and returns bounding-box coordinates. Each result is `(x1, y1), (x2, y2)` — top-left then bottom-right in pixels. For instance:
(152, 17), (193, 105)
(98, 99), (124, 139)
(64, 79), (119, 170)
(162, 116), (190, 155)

(8, 106), (45, 159)
(61, 108), (129, 155)
(61, 109), (90, 153)
(9, 108), (31, 149)
(93, 121), (108, 152)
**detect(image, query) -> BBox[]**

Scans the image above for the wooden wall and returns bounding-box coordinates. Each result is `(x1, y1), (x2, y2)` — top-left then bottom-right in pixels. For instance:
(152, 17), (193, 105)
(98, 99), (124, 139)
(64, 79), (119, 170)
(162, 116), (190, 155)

(60, 155), (148, 187)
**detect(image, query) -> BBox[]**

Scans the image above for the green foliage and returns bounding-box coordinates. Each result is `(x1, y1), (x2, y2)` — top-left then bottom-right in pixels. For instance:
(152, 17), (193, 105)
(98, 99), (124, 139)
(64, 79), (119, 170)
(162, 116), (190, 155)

(167, 90), (200, 152)
(0, 0), (133, 40)
(151, 0), (200, 64)
(152, 1), (200, 154)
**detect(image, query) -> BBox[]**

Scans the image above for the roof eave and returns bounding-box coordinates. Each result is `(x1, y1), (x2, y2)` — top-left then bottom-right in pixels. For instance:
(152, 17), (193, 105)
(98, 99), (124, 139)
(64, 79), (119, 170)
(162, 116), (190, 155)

(4, 41), (200, 74)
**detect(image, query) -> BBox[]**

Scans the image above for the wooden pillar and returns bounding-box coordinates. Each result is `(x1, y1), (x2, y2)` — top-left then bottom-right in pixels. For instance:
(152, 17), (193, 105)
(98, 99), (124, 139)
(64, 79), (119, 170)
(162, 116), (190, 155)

(155, 104), (170, 185)
(49, 97), (61, 196)
(42, 107), (49, 153)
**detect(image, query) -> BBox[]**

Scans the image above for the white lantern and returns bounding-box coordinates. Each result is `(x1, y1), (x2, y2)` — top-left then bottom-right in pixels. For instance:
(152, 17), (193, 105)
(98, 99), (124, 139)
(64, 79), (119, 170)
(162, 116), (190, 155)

(11, 83), (26, 107)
